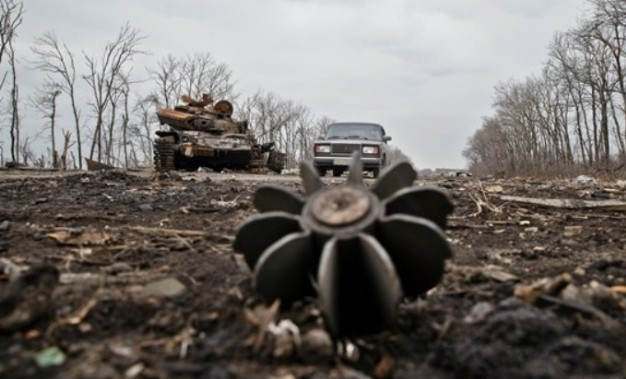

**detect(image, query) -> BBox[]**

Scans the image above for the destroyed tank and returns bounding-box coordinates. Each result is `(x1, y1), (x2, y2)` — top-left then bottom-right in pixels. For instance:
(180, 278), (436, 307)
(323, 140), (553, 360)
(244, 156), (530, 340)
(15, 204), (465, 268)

(153, 94), (286, 173)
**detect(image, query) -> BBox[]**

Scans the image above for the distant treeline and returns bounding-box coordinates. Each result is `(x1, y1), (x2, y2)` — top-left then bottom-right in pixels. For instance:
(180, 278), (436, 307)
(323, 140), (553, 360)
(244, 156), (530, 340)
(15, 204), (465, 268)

(464, 0), (626, 177)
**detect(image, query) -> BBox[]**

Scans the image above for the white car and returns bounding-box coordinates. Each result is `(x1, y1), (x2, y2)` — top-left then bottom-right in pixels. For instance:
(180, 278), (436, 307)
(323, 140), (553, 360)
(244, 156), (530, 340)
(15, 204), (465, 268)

(313, 122), (392, 178)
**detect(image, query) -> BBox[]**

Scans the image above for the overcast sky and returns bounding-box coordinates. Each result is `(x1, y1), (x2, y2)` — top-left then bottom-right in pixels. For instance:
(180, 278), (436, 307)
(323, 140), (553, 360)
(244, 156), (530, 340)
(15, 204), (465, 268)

(13, 0), (587, 168)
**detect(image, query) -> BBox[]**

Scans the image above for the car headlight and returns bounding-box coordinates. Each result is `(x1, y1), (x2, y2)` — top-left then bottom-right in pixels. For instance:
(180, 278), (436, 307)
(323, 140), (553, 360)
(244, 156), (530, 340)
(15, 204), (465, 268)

(362, 146), (379, 155)
(315, 144), (331, 153)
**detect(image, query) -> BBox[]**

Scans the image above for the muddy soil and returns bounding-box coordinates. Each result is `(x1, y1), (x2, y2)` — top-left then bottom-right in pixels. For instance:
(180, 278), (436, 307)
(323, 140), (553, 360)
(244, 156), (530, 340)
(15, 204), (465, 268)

(0, 169), (625, 378)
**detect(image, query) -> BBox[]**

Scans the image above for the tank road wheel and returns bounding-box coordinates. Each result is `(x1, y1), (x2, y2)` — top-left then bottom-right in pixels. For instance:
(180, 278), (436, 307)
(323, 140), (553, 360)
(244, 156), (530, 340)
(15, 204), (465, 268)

(267, 151), (287, 174)
(154, 136), (176, 172)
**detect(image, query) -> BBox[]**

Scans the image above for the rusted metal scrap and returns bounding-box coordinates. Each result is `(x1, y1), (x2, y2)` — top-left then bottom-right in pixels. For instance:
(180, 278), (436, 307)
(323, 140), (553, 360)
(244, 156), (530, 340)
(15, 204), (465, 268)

(233, 153), (454, 335)
(154, 93), (286, 173)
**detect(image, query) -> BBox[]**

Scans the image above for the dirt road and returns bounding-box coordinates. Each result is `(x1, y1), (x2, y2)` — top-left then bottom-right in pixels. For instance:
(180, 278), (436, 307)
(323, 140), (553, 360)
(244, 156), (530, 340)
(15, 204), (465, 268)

(0, 169), (625, 378)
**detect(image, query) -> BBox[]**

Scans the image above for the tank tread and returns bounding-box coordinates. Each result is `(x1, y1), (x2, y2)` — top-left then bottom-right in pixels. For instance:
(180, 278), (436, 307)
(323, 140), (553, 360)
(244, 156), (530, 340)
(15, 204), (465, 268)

(154, 136), (176, 171)
(249, 158), (267, 174)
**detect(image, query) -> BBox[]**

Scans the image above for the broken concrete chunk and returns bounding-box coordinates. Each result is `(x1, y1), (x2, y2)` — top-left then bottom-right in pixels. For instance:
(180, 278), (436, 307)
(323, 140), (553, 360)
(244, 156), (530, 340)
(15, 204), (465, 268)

(464, 301), (495, 324)
(484, 185), (504, 193)
(481, 267), (518, 282)
(138, 203), (153, 212)
(142, 277), (186, 297)
(0, 220), (10, 232)
(46, 228), (110, 246)
(563, 226), (583, 237)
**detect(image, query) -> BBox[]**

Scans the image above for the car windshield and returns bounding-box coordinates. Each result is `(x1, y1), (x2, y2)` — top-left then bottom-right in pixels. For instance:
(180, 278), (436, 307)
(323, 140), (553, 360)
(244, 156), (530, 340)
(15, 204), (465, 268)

(325, 123), (384, 140)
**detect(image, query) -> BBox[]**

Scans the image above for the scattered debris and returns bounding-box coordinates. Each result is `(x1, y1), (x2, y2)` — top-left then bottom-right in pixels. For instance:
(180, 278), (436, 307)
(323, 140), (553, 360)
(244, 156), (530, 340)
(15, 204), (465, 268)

(514, 273), (573, 303)
(35, 346), (66, 368)
(124, 363), (145, 378)
(0, 220), (10, 232)
(463, 301), (495, 324)
(484, 185), (503, 193)
(2, 168), (626, 378)
(245, 300), (281, 352)
(499, 195), (626, 210)
(142, 277), (187, 298)
(563, 225), (583, 237)
(0, 258), (24, 279)
(46, 228), (110, 246)
(209, 198), (238, 209)
(47, 298), (99, 339)
(450, 264), (518, 283)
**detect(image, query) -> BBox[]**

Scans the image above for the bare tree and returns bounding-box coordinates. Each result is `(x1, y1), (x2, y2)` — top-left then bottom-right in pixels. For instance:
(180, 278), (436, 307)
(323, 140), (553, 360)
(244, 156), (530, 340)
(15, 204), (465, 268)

(236, 90), (334, 168)
(0, 0), (22, 73)
(590, 0), (626, 158)
(30, 82), (62, 168)
(180, 52), (236, 101)
(7, 32), (18, 161)
(19, 136), (34, 165)
(83, 23), (145, 163)
(131, 94), (160, 166)
(60, 130), (73, 169)
(148, 54), (179, 108)
(31, 32), (84, 168)
(0, 0), (23, 162)
(148, 52), (236, 108)
(119, 75), (131, 168)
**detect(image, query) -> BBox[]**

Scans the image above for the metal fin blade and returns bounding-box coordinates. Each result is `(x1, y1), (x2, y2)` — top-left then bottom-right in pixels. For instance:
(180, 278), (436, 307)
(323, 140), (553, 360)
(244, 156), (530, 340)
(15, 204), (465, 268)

(383, 187), (453, 229)
(318, 236), (401, 335)
(347, 151), (364, 186)
(253, 185), (304, 214)
(253, 232), (315, 303)
(318, 238), (340, 333)
(377, 214), (452, 297)
(358, 233), (402, 325)
(371, 161), (417, 200)
(233, 212), (301, 269)
(300, 161), (323, 195)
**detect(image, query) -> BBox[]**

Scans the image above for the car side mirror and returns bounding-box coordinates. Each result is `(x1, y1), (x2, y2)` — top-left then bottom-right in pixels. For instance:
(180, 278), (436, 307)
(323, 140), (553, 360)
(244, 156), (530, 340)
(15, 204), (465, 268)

(383, 135), (392, 142)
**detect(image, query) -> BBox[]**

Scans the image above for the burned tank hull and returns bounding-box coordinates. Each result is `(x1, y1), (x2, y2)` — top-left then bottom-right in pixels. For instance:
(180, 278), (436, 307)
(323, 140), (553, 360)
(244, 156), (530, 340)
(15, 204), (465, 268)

(154, 97), (286, 173)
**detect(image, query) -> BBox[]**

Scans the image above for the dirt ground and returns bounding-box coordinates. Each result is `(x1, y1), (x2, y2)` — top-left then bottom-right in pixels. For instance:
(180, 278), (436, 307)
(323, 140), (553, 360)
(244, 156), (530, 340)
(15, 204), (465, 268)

(0, 169), (625, 379)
